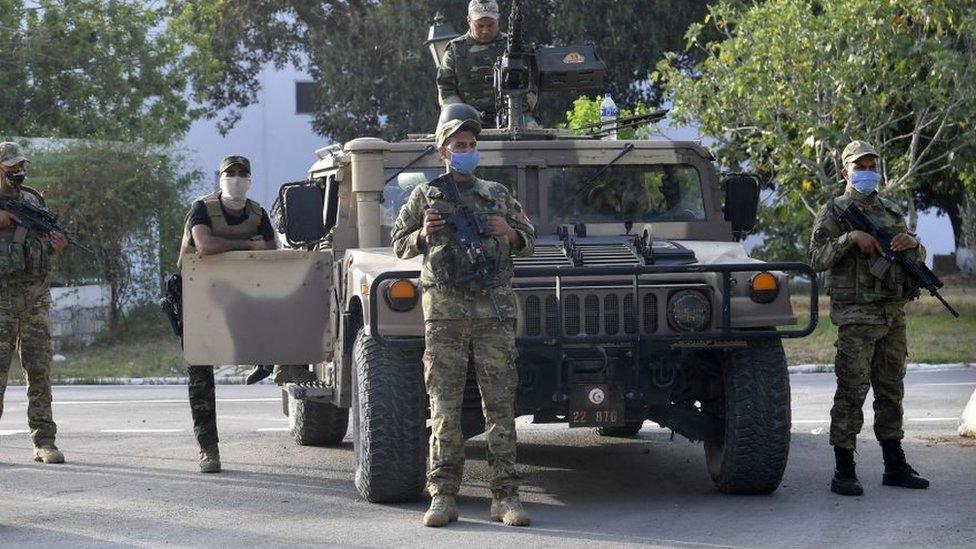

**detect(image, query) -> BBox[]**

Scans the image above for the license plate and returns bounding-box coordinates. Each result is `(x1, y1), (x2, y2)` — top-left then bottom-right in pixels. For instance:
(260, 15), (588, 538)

(568, 383), (624, 427)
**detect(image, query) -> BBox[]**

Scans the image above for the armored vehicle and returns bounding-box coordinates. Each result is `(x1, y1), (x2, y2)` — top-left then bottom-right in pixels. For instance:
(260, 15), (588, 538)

(181, 129), (818, 502)
(180, 0), (817, 503)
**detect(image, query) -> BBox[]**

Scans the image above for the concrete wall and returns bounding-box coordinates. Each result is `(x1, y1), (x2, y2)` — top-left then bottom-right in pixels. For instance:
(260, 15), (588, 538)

(49, 285), (111, 351)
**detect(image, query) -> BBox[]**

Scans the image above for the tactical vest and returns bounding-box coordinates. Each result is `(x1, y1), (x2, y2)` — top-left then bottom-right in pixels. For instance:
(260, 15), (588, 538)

(827, 195), (910, 305)
(450, 34), (506, 114)
(418, 176), (514, 290)
(0, 186), (53, 279)
(177, 192), (263, 267)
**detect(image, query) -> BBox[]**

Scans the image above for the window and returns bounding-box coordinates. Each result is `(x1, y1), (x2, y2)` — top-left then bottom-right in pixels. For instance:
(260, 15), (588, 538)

(296, 81), (316, 115)
(547, 164), (706, 224)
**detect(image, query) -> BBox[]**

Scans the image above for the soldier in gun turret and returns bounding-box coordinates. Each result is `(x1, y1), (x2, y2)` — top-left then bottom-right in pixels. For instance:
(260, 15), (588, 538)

(391, 103), (536, 527)
(0, 142), (68, 465)
(808, 140), (930, 496)
(436, 0), (537, 128)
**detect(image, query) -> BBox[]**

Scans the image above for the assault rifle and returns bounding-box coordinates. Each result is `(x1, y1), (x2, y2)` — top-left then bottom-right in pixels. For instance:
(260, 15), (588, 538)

(0, 197), (96, 256)
(159, 272), (183, 338)
(433, 174), (504, 319)
(838, 202), (959, 318)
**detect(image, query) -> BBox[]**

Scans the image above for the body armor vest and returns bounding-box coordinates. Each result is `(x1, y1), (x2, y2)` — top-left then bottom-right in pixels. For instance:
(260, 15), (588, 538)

(0, 186), (53, 279)
(177, 192), (263, 267)
(827, 195), (910, 305)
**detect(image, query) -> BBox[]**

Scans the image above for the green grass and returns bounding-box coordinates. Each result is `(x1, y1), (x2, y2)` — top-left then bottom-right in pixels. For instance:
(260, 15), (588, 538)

(783, 285), (976, 365)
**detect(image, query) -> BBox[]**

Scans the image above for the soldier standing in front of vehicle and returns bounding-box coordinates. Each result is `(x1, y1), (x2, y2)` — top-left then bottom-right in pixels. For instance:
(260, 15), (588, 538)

(391, 104), (536, 527)
(436, 0), (537, 128)
(808, 140), (930, 496)
(179, 155), (276, 473)
(0, 142), (69, 464)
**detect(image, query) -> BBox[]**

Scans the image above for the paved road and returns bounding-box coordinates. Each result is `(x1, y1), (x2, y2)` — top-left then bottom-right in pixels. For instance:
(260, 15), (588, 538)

(1, 369), (974, 548)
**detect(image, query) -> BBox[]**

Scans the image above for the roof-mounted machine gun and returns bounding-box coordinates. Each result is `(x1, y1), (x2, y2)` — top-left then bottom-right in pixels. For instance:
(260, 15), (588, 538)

(495, 0), (607, 139)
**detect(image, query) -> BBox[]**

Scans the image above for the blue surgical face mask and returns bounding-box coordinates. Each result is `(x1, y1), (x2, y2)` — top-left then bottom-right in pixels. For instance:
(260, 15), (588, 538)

(449, 150), (479, 175)
(849, 170), (882, 195)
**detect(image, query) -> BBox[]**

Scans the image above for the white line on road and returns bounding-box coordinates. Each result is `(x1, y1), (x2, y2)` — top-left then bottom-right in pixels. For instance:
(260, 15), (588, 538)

(256, 428), (290, 432)
(100, 429), (184, 433)
(907, 417), (959, 422)
(48, 398), (280, 405)
(0, 430), (29, 436)
(916, 382), (976, 387)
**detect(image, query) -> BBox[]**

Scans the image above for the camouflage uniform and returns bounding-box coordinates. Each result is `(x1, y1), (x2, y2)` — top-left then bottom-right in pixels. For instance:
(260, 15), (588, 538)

(391, 175), (535, 497)
(437, 32), (537, 126)
(0, 186), (58, 448)
(809, 188), (925, 450)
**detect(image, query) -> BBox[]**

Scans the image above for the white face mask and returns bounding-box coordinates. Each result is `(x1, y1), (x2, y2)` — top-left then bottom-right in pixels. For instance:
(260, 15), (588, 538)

(219, 175), (251, 209)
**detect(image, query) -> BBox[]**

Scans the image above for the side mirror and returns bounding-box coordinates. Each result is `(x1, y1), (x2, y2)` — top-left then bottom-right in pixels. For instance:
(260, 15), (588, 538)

(275, 179), (333, 248)
(722, 173), (760, 240)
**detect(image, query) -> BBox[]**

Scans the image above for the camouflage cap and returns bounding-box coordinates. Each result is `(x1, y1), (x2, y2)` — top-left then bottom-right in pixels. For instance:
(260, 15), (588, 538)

(842, 140), (878, 166)
(435, 104), (482, 147)
(219, 155), (251, 174)
(0, 142), (28, 167)
(468, 0), (500, 20)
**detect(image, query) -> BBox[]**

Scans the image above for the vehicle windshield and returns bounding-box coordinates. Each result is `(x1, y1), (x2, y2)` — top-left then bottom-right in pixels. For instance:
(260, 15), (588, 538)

(381, 167), (516, 229)
(547, 164), (706, 224)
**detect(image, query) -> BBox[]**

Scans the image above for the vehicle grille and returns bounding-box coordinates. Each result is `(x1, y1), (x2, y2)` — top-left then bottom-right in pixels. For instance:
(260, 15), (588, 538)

(521, 290), (659, 337)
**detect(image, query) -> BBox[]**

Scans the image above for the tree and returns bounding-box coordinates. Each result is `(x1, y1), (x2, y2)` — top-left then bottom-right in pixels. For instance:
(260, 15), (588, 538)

(25, 140), (197, 324)
(0, 0), (195, 144)
(168, 0), (710, 142)
(655, 0), (976, 262)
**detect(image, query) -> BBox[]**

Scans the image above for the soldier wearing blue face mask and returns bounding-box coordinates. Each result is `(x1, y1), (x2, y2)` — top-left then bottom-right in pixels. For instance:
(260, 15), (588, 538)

(391, 103), (536, 528)
(808, 140), (929, 497)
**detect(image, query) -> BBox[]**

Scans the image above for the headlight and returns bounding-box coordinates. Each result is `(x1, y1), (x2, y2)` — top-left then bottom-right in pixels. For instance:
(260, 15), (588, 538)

(749, 271), (780, 304)
(384, 279), (418, 312)
(667, 290), (711, 332)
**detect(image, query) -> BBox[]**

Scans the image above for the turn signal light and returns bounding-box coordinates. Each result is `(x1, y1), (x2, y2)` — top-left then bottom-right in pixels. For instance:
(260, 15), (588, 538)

(750, 272), (779, 303)
(385, 279), (419, 312)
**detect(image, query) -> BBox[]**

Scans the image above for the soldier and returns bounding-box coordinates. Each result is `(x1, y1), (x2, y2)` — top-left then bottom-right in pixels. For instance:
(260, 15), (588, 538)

(179, 155), (276, 473)
(0, 142), (68, 464)
(391, 104), (536, 527)
(436, 0), (537, 128)
(808, 140), (930, 496)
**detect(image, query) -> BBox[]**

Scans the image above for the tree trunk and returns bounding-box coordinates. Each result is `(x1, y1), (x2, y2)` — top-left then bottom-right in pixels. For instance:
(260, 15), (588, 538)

(958, 190), (976, 275)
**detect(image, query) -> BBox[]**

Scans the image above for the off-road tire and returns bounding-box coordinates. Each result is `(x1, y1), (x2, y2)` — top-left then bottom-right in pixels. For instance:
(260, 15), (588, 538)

(352, 329), (426, 503)
(704, 338), (791, 494)
(596, 421), (643, 437)
(288, 393), (349, 446)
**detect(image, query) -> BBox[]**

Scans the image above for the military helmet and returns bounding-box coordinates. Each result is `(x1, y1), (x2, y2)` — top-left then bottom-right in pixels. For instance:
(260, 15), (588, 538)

(436, 103), (482, 147)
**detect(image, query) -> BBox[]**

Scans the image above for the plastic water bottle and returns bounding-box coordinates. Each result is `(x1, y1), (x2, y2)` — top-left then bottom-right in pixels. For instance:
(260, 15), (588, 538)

(600, 93), (618, 140)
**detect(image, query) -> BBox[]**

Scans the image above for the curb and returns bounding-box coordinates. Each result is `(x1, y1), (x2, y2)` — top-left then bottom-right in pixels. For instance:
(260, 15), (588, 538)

(788, 363), (974, 374)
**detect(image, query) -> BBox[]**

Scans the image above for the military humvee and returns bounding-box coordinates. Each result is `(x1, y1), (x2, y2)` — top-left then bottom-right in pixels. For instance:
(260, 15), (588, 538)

(181, 128), (818, 503)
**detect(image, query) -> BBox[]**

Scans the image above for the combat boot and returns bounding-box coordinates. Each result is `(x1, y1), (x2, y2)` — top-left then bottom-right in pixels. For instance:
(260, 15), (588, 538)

(245, 365), (273, 385)
(198, 444), (221, 473)
(33, 445), (65, 464)
(490, 494), (531, 526)
(880, 440), (929, 489)
(423, 495), (458, 527)
(831, 446), (863, 496)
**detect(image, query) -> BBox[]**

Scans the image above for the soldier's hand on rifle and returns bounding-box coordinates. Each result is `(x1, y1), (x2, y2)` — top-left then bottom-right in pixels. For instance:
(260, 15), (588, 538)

(420, 208), (446, 241)
(0, 210), (20, 229)
(850, 230), (884, 256)
(890, 233), (919, 252)
(487, 215), (521, 246)
(50, 231), (68, 253)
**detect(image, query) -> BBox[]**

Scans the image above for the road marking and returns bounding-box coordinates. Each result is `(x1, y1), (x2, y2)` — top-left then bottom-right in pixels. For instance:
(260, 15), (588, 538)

(906, 417), (959, 422)
(792, 419), (828, 424)
(49, 398), (279, 405)
(917, 382), (976, 387)
(256, 428), (290, 432)
(100, 429), (184, 433)
(0, 430), (29, 436)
